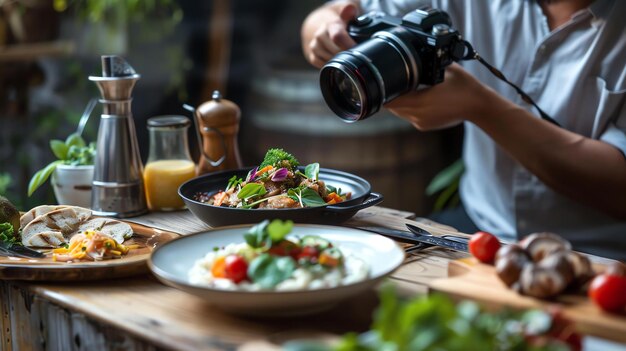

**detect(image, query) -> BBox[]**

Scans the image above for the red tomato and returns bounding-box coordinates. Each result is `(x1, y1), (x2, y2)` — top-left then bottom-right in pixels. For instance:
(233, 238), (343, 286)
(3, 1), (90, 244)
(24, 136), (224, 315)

(588, 273), (626, 313)
(469, 231), (501, 264)
(268, 240), (301, 259)
(297, 246), (320, 262)
(224, 255), (248, 284)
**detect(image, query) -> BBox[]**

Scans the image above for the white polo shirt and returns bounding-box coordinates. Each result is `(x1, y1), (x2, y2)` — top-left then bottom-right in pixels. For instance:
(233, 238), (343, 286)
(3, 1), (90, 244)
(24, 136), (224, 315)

(360, 0), (626, 260)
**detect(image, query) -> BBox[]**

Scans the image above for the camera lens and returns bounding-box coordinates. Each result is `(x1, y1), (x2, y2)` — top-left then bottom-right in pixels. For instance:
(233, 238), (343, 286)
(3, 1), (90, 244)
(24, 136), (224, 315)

(328, 69), (362, 117)
(320, 28), (421, 122)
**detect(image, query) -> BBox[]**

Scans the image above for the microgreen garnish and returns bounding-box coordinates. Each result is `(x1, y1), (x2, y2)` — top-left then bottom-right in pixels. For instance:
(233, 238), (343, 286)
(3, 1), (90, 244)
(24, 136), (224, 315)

(226, 175), (243, 191)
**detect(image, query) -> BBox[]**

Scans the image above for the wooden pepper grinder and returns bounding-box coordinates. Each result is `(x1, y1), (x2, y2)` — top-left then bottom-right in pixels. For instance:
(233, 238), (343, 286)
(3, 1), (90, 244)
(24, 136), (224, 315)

(195, 90), (243, 175)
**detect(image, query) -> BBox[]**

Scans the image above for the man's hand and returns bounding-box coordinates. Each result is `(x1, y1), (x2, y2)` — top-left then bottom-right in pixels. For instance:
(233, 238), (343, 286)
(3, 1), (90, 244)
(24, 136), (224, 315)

(385, 63), (494, 130)
(301, 1), (359, 68)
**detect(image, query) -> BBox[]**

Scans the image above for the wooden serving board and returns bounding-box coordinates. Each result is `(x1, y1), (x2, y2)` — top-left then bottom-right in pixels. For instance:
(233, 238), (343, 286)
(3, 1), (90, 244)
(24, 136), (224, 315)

(429, 258), (626, 343)
(0, 223), (179, 281)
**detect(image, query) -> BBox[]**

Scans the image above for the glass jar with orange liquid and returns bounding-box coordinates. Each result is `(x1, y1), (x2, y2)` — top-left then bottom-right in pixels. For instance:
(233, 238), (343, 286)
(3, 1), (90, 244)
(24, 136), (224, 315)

(144, 116), (196, 211)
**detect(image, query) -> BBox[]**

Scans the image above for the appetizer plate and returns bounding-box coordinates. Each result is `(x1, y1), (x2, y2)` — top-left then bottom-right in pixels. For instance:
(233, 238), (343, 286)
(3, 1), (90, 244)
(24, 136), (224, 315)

(0, 223), (179, 281)
(149, 224), (405, 316)
(178, 167), (383, 227)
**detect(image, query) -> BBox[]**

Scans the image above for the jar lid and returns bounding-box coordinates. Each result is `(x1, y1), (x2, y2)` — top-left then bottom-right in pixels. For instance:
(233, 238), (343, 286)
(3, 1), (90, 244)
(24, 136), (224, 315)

(147, 115), (191, 128)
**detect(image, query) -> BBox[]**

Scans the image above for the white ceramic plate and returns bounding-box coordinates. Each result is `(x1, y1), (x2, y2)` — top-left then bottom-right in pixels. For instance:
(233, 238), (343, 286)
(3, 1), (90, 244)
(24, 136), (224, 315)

(148, 224), (404, 316)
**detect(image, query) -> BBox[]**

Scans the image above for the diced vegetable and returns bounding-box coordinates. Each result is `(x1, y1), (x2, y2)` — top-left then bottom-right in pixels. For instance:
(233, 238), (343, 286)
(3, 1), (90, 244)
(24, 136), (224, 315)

(300, 235), (332, 250)
(211, 256), (227, 278)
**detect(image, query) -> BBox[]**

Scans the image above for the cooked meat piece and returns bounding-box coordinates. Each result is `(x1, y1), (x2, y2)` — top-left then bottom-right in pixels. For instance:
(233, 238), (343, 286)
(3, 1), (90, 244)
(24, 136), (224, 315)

(21, 207), (92, 248)
(264, 180), (282, 197)
(78, 218), (133, 244)
(20, 205), (69, 229)
(266, 196), (299, 209)
(299, 178), (321, 194)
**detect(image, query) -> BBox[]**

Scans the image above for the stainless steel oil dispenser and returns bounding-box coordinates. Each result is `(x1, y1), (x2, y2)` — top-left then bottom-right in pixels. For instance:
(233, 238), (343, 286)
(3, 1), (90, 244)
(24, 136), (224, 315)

(89, 55), (147, 217)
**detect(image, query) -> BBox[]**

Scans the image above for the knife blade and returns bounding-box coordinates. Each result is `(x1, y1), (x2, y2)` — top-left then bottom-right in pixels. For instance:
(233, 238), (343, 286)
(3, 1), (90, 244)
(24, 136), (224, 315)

(0, 241), (45, 258)
(355, 225), (468, 252)
(405, 223), (469, 252)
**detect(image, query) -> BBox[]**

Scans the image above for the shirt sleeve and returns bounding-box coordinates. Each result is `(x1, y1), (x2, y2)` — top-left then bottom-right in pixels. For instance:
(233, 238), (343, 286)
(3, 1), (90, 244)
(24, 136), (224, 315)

(359, 0), (434, 16)
(600, 99), (626, 158)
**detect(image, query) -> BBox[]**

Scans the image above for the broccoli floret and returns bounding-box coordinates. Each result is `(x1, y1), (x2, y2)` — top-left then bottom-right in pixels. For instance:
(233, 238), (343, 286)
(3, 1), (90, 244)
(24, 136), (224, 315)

(259, 148), (300, 171)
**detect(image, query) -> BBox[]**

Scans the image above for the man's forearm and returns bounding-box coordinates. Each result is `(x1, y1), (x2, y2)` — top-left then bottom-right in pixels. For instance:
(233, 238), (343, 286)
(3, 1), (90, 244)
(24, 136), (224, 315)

(470, 87), (626, 219)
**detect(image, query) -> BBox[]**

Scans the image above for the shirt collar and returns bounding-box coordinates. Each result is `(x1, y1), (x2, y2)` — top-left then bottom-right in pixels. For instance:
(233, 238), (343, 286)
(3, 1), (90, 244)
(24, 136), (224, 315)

(588, 0), (613, 20)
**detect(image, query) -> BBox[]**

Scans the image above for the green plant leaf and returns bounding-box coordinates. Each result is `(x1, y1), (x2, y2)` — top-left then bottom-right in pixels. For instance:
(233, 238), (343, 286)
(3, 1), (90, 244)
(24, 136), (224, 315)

(426, 159), (464, 196)
(65, 133), (86, 149)
(27, 160), (62, 196)
(50, 139), (69, 160)
(433, 177), (460, 212)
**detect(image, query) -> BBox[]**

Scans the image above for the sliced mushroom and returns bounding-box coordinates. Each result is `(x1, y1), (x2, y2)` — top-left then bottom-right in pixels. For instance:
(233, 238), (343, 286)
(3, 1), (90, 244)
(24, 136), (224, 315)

(519, 264), (569, 299)
(495, 244), (531, 287)
(537, 251), (575, 287)
(563, 251), (594, 285)
(520, 232), (571, 262)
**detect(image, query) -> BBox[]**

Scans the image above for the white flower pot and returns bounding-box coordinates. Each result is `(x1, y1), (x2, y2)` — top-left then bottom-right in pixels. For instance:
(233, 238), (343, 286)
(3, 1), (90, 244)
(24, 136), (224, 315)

(51, 164), (94, 208)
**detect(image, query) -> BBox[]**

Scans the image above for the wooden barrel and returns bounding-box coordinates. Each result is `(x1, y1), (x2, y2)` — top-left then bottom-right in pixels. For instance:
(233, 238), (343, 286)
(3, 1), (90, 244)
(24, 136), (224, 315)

(244, 67), (448, 214)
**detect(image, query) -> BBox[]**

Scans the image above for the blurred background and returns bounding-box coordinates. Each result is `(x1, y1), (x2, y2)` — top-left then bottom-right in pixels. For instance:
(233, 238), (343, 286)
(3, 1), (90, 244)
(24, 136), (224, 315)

(0, 0), (462, 214)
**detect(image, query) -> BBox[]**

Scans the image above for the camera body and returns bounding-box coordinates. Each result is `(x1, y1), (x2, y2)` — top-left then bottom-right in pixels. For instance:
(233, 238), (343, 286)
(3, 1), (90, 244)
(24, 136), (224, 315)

(320, 8), (467, 122)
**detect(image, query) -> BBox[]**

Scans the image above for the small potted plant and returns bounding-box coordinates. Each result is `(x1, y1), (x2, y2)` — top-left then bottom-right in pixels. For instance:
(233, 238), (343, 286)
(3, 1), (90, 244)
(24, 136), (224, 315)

(28, 133), (96, 208)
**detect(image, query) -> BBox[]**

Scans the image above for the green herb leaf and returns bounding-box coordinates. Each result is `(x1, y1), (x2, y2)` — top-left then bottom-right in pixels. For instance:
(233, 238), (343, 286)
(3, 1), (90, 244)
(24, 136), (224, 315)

(325, 184), (343, 196)
(0, 223), (19, 245)
(288, 186), (327, 208)
(304, 163), (320, 181)
(237, 183), (267, 199)
(244, 219), (269, 248)
(266, 219), (293, 242)
(299, 188), (327, 207)
(27, 160), (62, 196)
(50, 139), (69, 160)
(247, 253), (296, 289)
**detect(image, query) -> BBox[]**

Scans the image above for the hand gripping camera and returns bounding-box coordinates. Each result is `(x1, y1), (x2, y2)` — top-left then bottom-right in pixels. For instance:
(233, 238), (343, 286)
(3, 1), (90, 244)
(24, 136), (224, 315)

(320, 8), (468, 122)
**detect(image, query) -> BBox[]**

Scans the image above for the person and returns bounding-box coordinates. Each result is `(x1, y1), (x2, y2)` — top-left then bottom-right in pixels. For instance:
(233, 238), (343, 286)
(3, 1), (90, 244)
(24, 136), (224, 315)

(301, 0), (626, 260)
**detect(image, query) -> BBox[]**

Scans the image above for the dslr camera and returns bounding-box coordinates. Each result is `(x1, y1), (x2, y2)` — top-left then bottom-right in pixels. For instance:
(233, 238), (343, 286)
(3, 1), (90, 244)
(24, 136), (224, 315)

(320, 8), (467, 122)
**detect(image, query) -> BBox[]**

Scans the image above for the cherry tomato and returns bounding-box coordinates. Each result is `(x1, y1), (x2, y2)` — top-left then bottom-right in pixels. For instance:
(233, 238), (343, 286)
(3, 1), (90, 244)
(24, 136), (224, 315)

(588, 273), (626, 313)
(469, 231), (501, 264)
(224, 254), (248, 284)
(267, 240), (301, 259)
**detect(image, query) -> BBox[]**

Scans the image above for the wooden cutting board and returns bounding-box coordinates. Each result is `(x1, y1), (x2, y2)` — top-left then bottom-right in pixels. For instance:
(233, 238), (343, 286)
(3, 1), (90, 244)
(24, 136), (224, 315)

(429, 258), (626, 343)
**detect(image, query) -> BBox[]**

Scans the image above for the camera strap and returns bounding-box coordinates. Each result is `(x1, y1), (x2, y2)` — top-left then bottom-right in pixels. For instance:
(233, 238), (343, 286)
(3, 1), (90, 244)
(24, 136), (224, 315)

(460, 40), (560, 127)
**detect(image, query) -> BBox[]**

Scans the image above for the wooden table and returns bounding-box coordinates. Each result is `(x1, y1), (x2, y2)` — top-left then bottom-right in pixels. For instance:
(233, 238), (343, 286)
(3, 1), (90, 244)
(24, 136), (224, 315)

(0, 207), (621, 350)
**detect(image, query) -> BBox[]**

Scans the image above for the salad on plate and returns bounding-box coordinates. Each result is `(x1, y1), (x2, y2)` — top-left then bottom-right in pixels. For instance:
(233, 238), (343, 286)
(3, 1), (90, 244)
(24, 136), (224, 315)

(188, 219), (369, 291)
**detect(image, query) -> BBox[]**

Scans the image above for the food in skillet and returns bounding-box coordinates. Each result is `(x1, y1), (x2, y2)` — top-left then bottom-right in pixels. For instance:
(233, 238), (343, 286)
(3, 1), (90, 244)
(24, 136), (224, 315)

(192, 148), (351, 209)
(188, 219), (369, 291)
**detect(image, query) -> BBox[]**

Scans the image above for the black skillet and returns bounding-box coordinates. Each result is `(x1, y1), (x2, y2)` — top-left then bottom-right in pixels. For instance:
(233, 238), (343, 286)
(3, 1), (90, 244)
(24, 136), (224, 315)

(178, 167), (383, 227)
